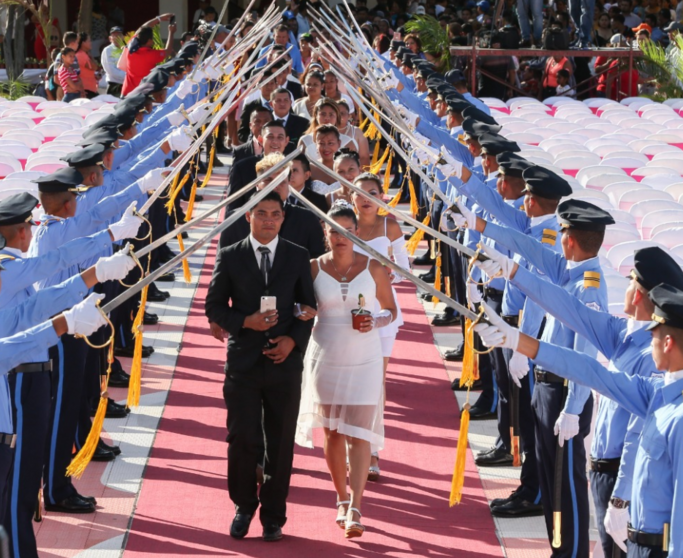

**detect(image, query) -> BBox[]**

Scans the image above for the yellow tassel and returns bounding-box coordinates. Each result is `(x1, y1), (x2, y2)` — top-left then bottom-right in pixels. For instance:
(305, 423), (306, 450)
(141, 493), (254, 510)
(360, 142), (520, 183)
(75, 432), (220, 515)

(67, 342), (115, 478)
(370, 145), (390, 175)
(165, 172), (191, 214)
(199, 144), (216, 189)
(370, 140), (381, 167)
(126, 285), (148, 409)
(409, 177), (419, 217)
(449, 405), (470, 506)
(185, 181), (197, 221)
(383, 151), (393, 194)
(432, 253), (442, 307)
(177, 234), (192, 283)
(405, 214), (430, 255)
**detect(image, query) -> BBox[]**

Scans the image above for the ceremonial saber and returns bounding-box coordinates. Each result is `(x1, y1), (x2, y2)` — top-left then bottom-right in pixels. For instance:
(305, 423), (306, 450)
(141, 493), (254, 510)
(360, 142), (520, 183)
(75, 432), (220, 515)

(102, 164), (292, 315)
(136, 148), (301, 260)
(288, 187), (482, 322)
(307, 158), (485, 261)
(206, 0), (259, 67)
(552, 378), (569, 549)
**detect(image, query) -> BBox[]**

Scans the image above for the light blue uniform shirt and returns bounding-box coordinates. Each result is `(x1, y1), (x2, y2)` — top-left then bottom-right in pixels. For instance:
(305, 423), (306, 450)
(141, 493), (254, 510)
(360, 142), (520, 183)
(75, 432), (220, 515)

(534, 342), (683, 551)
(463, 92), (491, 115)
(484, 221), (608, 415)
(0, 322), (59, 376)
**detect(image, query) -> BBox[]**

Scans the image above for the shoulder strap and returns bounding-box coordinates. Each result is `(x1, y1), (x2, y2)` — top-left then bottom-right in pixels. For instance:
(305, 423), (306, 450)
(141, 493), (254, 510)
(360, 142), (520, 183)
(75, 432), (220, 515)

(0, 254), (16, 262)
(384, 218), (388, 236)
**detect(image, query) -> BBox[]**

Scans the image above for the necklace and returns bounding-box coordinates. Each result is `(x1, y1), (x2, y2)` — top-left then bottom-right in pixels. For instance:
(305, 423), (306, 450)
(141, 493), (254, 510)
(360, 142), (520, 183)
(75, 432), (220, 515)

(330, 253), (355, 282)
(360, 216), (379, 241)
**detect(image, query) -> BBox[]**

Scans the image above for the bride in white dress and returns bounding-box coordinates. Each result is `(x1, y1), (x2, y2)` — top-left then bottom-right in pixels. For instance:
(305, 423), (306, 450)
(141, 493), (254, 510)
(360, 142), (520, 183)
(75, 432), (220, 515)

(296, 201), (397, 539)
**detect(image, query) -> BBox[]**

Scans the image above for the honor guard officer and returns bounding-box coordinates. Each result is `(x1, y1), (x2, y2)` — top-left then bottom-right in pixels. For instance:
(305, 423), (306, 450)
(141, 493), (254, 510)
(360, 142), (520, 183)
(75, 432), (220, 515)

(475, 282), (683, 558)
(461, 197), (614, 558)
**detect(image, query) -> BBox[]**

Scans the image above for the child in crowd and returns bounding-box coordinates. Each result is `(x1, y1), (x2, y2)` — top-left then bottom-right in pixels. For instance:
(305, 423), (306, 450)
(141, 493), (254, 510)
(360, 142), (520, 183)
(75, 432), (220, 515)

(57, 47), (85, 102)
(520, 63), (543, 98)
(556, 68), (576, 97)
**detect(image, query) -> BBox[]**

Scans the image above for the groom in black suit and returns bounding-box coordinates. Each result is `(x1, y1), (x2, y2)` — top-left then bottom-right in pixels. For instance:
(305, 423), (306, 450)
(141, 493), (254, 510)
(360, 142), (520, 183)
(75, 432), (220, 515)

(205, 191), (316, 542)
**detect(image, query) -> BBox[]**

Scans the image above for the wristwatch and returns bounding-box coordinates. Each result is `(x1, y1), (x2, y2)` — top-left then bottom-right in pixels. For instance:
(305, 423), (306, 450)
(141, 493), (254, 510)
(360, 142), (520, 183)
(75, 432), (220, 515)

(610, 497), (630, 509)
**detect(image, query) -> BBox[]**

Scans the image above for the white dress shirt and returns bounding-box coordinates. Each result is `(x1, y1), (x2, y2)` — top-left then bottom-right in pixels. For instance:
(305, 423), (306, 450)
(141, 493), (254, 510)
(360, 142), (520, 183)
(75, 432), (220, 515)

(101, 43), (126, 85)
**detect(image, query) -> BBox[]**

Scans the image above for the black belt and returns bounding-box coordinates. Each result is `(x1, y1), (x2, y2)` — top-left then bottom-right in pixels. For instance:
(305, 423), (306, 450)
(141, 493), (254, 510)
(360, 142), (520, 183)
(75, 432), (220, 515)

(8, 361), (52, 375)
(627, 525), (664, 548)
(533, 366), (565, 384)
(502, 315), (519, 327)
(0, 434), (15, 448)
(590, 458), (621, 472)
(484, 287), (504, 299)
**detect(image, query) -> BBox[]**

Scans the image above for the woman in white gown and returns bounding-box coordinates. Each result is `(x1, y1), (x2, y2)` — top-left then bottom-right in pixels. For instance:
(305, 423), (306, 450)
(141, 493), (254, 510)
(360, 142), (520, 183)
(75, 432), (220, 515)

(337, 100), (370, 168)
(292, 70), (324, 120)
(298, 98), (357, 165)
(351, 173), (410, 480)
(296, 201), (397, 539)
(323, 149), (363, 204)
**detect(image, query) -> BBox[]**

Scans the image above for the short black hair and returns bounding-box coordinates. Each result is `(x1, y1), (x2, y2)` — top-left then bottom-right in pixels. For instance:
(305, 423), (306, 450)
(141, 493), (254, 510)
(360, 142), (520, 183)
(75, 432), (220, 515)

(315, 124), (340, 140)
(293, 154), (311, 172)
(567, 228), (605, 254)
(557, 69), (570, 80)
(328, 202), (357, 226)
(275, 24), (289, 34)
(250, 191), (284, 211)
(354, 172), (382, 190)
(262, 120), (287, 133)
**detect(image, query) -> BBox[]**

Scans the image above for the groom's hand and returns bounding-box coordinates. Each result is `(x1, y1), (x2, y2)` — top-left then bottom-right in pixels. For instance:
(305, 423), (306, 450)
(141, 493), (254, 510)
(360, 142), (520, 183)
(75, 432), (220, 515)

(209, 321), (227, 342)
(263, 336), (295, 364)
(244, 310), (278, 331)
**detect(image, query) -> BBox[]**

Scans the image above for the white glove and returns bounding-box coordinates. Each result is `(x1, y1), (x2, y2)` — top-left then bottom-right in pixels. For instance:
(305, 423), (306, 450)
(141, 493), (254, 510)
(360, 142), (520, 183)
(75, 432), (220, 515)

(167, 126), (194, 152)
(108, 202), (143, 241)
(508, 351), (529, 388)
(188, 104), (211, 125)
(176, 78), (197, 100)
(137, 167), (169, 194)
(476, 243), (516, 280)
(402, 110), (418, 129)
(414, 149), (431, 166)
(95, 245), (137, 283)
(167, 108), (186, 127)
(473, 301), (520, 350)
(604, 504), (629, 553)
(381, 72), (399, 90)
(554, 411), (580, 448)
(437, 163), (460, 178)
(63, 293), (107, 336)
(204, 64), (221, 81)
(372, 309), (394, 329)
(438, 149), (463, 177)
(193, 68), (208, 83)
(454, 199), (477, 229)
(467, 282), (482, 305)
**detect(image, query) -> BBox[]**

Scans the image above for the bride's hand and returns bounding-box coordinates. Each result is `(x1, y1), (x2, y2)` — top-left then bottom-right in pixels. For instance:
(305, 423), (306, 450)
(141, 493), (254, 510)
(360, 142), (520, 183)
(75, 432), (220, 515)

(357, 315), (374, 333)
(296, 304), (317, 321)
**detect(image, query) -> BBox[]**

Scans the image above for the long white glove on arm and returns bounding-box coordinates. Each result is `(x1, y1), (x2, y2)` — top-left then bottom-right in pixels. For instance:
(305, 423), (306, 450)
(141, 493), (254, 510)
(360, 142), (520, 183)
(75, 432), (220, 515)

(176, 78), (197, 100)
(108, 202), (143, 241)
(554, 411), (580, 447)
(508, 351), (530, 388)
(95, 245), (137, 283)
(137, 167), (169, 194)
(476, 243), (516, 280)
(167, 126), (194, 152)
(390, 237), (410, 284)
(372, 309), (394, 329)
(63, 293), (107, 336)
(473, 301), (520, 350)
(604, 505), (629, 553)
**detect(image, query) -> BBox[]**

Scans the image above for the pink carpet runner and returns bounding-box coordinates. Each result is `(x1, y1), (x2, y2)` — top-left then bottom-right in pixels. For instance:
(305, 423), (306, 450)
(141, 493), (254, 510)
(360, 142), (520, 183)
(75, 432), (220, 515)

(123, 236), (502, 558)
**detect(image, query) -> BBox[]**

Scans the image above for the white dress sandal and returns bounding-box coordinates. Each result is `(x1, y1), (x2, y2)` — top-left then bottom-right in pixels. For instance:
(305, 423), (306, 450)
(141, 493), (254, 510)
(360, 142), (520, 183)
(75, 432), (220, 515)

(345, 508), (365, 539)
(336, 500), (350, 529)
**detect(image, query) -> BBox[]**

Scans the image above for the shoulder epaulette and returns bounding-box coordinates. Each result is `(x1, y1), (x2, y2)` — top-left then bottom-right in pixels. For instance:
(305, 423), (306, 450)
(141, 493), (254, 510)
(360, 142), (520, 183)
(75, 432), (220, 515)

(583, 271), (601, 289)
(542, 228), (557, 246)
(0, 254), (16, 262)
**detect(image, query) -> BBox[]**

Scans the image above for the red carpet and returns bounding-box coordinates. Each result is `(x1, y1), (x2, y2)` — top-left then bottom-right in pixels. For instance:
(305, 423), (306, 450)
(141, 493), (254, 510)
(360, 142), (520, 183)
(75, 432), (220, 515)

(123, 236), (502, 558)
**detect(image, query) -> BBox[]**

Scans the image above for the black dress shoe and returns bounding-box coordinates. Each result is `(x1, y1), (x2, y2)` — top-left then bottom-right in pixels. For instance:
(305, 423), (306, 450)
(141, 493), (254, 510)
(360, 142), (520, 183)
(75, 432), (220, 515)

(180, 231), (188, 239)
(213, 156), (225, 167)
(114, 345), (154, 358)
(44, 495), (95, 514)
(98, 439), (121, 456)
(413, 252), (435, 266)
(230, 513), (253, 539)
(432, 312), (460, 326)
(217, 143), (232, 155)
(475, 447), (513, 466)
(158, 251), (177, 264)
(419, 291), (432, 301)
(91, 445), (116, 462)
(443, 345), (465, 362)
(490, 488), (521, 509)
(108, 369), (130, 388)
(419, 271), (435, 283)
(156, 272), (176, 282)
(467, 405), (496, 421)
(143, 311), (159, 326)
(79, 494), (97, 505)
(103, 398), (129, 419)
(194, 195), (204, 202)
(147, 285), (170, 302)
(491, 496), (544, 517)
(262, 523), (283, 542)
(451, 378), (483, 391)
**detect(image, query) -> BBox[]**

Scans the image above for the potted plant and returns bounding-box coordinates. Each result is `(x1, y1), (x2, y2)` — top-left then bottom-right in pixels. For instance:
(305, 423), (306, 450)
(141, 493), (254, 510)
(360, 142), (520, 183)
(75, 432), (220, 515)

(351, 294), (371, 330)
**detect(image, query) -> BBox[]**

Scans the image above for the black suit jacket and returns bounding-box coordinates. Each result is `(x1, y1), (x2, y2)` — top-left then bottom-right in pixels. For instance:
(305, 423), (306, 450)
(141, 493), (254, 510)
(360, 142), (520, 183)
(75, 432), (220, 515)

(231, 140), (258, 165)
(228, 155), (261, 210)
(290, 185), (328, 214)
(282, 113), (310, 144)
(205, 237), (316, 373)
(286, 80), (303, 100)
(220, 202), (326, 258)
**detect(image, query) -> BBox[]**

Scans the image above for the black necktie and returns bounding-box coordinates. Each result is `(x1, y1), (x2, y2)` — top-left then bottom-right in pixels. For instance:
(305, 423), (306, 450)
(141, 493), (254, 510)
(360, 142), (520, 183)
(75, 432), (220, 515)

(275, 119), (285, 126)
(258, 246), (271, 283)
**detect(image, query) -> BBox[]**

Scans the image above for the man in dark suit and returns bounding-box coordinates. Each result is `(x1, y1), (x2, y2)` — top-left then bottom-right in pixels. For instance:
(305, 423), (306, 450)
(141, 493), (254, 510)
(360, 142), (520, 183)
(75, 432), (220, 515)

(232, 107), (273, 165)
(287, 154), (328, 214)
(221, 153), (326, 258)
(270, 87), (310, 144)
(205, 191), (316, 542)
(228, 121), (291, 210)
(237, 72), (278, 143)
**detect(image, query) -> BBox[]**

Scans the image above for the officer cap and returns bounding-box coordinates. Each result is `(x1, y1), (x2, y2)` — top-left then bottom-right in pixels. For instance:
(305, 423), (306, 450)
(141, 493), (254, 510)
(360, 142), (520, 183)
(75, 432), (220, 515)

(402, 52), (417, 69)
(62, 144), (107, 168)
(389, 40), (405, 51)
(77, 127), (120, 149)
(179, 41), (201, 58)
(446, 98), (472, 113)
(632, 247), (683, 291)
(0, 192), (38, 227)
(522, 166), (572, 199)
(647, 283), (683, 331)
(478, 132), (520, 156)
(426, 76), (445, 92)
(461, 117), (502, 138)
(117, 93), (149, 114)
(556, 198), (615, 231)
(418, 68), (437, 81)
(141, 68), (170, 92)
(113, 105), (140, 130)
(497, 152), (533, 177)
(33, 167), (85, 193)
(444, 68), (467, 84)
(461, 105), (499, 126)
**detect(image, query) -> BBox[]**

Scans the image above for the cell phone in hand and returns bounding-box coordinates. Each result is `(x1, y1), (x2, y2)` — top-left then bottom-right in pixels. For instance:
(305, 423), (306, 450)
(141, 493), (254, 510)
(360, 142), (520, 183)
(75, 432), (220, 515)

(170, 15), (176, 25)
(260, 296), (277, 313)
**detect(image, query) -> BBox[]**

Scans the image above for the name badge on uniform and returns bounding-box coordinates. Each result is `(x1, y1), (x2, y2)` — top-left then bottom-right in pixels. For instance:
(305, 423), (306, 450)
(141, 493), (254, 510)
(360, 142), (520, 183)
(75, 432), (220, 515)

(541, 229), (557, 246)
(583, 271), (601, 289)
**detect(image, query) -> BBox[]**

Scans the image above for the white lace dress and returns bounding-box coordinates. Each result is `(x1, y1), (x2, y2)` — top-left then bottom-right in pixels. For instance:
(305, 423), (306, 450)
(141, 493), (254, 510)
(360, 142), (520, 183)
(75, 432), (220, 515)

(296, 261), (385, 450)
